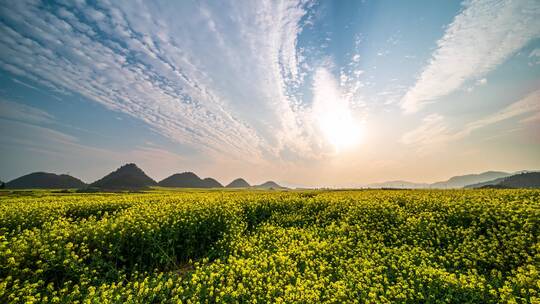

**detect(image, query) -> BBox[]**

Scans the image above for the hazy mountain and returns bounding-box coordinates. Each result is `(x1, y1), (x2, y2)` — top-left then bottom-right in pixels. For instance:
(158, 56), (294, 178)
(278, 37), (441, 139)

(226, 178), (250, 188)
(368, 171), (514, 189)
(471, 172), (540, 189)
(6, 172), (86, 189)
(90, 163), (156, 190)
(158, 172), (223, 188)
(464, 176), (509, 189)
(430, 171), (511, 189)
(497, 172), (540, 188)
(366, 180), (430, 189)
(255, 181), (286, 189)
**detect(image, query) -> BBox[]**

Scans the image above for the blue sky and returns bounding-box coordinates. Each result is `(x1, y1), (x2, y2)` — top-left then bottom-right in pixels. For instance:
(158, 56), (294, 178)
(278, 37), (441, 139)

(0, 0), (539, 186)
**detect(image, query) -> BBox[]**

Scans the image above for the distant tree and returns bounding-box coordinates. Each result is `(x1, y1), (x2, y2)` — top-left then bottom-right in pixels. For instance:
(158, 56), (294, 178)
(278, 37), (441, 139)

(0, 182), (5, 189)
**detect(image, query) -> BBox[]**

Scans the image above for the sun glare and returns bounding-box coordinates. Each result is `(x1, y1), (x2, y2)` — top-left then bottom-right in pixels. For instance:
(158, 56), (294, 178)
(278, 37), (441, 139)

(317, 104), (362, 151)
(312, 68), (362, 151)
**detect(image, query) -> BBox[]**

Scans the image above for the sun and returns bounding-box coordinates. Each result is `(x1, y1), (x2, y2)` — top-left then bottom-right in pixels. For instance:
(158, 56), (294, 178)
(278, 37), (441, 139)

(317, 105), (362, 151)
(311, 67), (363, 151)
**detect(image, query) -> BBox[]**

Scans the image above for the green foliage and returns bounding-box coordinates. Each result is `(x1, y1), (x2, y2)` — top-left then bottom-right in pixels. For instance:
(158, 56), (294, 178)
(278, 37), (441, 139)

(0, 189), (539, 303)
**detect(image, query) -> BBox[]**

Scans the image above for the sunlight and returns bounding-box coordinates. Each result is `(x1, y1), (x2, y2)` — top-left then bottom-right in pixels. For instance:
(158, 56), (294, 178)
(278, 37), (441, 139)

(318, 104), (362, 151)
(312, 68), (362, 151)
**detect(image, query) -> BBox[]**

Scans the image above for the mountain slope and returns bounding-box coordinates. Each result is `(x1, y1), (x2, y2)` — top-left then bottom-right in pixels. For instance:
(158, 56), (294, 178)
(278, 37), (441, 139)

(255, 181), (286, 189)
(226, 178), (250, 188)
(6, 172), (86, 189)
(91, 163), (156, 190)
(430, 171), (511, 189)
(483, 172), (540, 189)
(497, 172), (540, 188)
(158, 172), (223, 188)
(464, 176), (509, 189)
(202, 177), (223, 188)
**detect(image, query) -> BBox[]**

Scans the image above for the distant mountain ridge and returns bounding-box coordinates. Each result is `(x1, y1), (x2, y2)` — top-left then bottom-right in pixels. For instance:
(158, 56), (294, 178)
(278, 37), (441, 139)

(496, 172), (540, 188)
(464, 176), (509, 189)
(4, 165), (537, 190)
(158, 172), (223, 188)
(466, 172), (540, 189)
(3, 164), (288, 190)
(90, 163), (156, 190)
(6, 172), (86, 189)
(430, 171), (511, 189)
(369, 171), (515, 189)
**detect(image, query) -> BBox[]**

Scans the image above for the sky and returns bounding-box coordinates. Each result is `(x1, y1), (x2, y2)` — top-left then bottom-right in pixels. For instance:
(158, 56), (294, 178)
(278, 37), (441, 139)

(0, 0), (539, 187)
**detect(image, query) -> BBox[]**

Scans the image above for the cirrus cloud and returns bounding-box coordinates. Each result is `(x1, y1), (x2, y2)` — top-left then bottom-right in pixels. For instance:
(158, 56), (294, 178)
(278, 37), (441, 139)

(401, 0), (540, 113)
(0, 0), (318, 163)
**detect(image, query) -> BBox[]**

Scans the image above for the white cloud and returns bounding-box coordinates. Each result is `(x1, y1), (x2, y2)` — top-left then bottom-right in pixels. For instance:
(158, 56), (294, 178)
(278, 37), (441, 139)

(0, 100), (54, 124)
(401, 0), (540, 113)
(462, 89), (540, 133)
(466, 78), (488, 93)
(401, 114), (448, 146)
(402, 89), (540, 147)
(0, 0), (315, 163)
(529, 48), (540, 65)
(11, 78), (40, 91)
(0, 119), (105, 158)
(0, 118), (191, 182)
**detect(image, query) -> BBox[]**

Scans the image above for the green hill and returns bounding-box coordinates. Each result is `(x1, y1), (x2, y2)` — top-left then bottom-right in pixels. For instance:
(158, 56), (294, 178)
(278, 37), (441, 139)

(255, 181), (286, 189)
(226, 178), (250, 188)
(90, 163), (156, 190)
(158, 172), (223, 188)
(6, 172), (86, 189)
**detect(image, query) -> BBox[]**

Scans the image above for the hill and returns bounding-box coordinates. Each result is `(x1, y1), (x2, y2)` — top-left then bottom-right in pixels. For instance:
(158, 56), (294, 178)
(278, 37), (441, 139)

(6, 172), (86, 189)
(497, 172), (540, 188)
(254, 181), (286, 189)
(477, 172), (540, 189)
(90, 163), (156, 190)
(464, 176), (509, 189)
(202, 177), (223, 188)
(158, 172), (223, 188)
(368, 171), (513, 189)
(226, 178), (250, 188)
(430, 171), (511, 189)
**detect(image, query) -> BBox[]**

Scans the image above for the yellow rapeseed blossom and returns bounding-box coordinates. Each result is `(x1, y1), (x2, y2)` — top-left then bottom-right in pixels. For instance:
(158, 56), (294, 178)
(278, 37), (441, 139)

(0, 189), (538, 303)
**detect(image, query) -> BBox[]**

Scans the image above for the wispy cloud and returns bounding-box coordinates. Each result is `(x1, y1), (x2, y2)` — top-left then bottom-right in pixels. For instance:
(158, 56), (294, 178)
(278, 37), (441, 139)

(402, 89), (540, 147)
(0, 119), (103, 159)
(0, 0), (316, 162)
(400, 114), (448, 147)
(0, 118), (189, 181)
(0, 99), (54, 124)
(462, 89), (540, 132)
(529, 48), (540, 65)
(401, 0), (540, 113)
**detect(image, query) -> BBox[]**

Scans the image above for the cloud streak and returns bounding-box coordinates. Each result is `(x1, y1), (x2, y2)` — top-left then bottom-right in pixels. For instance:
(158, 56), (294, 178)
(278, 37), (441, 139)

(0, 0), (317, 163)
(0, 99), (54, 124)
(401, 0), (540, 113)
(402, 89), (540, 147)
(0, 117), (191, 182)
